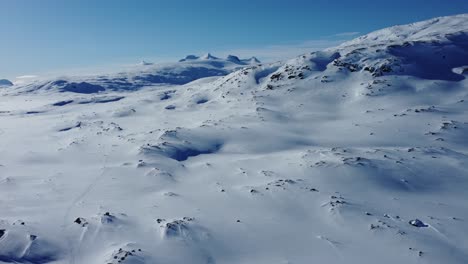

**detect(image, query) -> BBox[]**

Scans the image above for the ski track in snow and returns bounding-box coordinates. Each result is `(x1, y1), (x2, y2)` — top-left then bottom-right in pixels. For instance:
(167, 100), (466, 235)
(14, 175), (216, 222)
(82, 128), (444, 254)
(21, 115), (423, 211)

(62, 146), (110, 264)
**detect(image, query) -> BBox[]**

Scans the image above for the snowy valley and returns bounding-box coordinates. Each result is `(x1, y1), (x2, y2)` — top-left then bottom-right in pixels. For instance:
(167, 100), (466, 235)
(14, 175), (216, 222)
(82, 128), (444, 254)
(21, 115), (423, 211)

(0, 14), (468, 264)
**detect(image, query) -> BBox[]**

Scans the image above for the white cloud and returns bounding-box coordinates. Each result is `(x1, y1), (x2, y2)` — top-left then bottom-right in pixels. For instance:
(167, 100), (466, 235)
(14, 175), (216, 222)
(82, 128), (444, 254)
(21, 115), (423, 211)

(16, 75), (38, 79)
(215, 33), (360, 62)
(14, 75), (39, 85)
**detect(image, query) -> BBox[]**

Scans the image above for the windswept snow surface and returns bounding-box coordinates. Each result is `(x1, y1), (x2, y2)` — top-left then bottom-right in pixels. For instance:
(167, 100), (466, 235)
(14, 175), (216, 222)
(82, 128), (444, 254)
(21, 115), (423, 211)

(1, 14), (468, 264)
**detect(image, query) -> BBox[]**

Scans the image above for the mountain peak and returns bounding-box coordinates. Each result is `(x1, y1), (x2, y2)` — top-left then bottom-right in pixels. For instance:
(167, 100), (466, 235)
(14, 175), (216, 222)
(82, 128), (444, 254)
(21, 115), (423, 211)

(201, 53), (218, 60)
(226, 55), (241, 63)
(0, 79), (13, 87)
(249, 56), (261, 64)
(178, 54), (259, 65)
(179, 55), (200, 62)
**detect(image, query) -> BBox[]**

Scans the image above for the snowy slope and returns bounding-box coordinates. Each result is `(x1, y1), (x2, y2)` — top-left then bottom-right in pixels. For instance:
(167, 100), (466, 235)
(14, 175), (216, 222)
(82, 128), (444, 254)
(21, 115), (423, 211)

(0, 14), (468, 264)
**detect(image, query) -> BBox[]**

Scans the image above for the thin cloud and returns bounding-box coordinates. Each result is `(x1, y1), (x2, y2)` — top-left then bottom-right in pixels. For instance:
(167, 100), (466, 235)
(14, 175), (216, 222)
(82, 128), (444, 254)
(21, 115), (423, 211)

(16, 75), (38, 79)
(14, 75), (39, 85)
(331, 31), (361, 37)
(216, 37), (356, 63)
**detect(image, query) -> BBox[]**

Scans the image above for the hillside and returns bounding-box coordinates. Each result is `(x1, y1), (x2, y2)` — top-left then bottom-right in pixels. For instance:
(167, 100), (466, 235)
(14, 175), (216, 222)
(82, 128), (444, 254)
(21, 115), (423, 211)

(0, 14), (467, 264)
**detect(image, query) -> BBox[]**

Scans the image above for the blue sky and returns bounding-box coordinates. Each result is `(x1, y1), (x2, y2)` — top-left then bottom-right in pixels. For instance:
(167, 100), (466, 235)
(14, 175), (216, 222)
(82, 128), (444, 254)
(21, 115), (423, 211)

(1, 0), (468, 80)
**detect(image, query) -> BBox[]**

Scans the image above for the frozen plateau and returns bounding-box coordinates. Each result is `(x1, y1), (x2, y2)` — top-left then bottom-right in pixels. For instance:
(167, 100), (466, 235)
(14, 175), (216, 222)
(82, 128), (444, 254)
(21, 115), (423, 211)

(1, 14), (468, 264)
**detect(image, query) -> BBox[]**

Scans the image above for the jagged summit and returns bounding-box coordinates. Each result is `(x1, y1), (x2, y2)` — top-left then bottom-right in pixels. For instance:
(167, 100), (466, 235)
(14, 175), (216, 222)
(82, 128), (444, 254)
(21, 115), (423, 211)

(179, 53), (261, 65)
(226, 55), (262, 64)
(201, 53), (218, 60)
(248, 56), (261, 64)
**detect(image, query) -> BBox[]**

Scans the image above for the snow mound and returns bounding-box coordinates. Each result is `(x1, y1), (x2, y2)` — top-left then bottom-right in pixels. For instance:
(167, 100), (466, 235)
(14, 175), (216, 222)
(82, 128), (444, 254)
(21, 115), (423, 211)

(140, 128), (223, 161)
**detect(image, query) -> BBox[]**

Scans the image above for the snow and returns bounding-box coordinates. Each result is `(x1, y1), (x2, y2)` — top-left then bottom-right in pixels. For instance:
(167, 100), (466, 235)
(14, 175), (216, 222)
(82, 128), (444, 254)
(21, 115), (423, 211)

(8, 54), (261, 95)
(1, 14), (468, 264)
(340, 14), (468, 46)
(0, 79), (13, 87)
(179, 55), (200, 62)
(201, 53), (218, 60)
(226, 55), (242, 63)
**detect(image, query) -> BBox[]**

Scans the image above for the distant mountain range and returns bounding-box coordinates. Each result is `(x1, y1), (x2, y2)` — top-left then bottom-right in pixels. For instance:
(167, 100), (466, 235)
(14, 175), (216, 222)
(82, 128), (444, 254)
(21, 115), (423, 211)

(7, 54), (261, 94)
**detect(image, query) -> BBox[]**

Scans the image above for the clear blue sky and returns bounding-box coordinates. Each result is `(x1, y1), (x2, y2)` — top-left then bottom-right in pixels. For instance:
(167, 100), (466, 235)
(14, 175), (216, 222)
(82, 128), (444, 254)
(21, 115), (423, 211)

(1, 0), (468, 80)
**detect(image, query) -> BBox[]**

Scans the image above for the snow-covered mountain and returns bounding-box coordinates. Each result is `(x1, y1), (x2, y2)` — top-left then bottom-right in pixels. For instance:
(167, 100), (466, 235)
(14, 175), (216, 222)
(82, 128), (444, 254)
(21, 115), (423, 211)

(0, 79), (12, 87)
(9, 54), (261, 94)
(0, 14), (468, 264)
